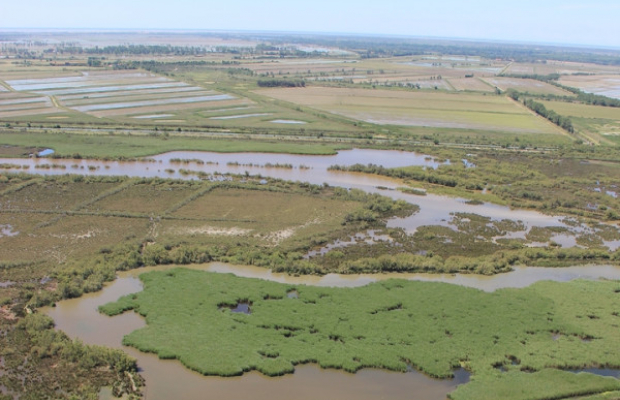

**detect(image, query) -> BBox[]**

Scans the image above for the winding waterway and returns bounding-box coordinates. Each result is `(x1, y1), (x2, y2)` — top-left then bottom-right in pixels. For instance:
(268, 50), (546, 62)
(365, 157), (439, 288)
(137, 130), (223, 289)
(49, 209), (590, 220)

(5, 148), (620, 399)
(1, 148), (611, 247)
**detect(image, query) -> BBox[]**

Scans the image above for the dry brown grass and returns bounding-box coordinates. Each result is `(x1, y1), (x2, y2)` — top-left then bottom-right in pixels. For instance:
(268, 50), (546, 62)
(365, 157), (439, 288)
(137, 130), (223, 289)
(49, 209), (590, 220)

(87, 181), (201, 214)
(1, 181), (119, 211)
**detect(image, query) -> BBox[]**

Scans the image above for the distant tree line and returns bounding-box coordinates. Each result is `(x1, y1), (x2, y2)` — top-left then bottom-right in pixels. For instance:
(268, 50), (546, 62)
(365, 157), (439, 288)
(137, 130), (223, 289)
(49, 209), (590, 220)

(532, 90), (620, 108)
(59, 44), (211, 56)
(257, 79), (306, 88)
(500, 73), (561, 82)
(552, 84), (620, 107)
(107, 59), (239, 72)
(265, 35), (620, 65)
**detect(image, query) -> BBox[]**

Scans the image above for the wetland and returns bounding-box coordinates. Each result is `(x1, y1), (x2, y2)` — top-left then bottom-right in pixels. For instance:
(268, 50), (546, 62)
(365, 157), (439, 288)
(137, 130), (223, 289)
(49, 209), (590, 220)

(1, 30), (620, 400)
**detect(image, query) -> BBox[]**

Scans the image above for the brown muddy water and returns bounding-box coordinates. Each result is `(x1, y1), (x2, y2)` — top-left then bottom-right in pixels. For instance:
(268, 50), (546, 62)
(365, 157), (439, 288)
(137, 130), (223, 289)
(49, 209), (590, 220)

(45, 262), (620, 400)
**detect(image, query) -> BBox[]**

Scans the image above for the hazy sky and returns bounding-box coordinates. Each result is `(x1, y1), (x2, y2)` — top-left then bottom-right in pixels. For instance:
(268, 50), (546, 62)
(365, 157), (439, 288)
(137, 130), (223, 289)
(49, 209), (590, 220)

(2, 0), (619, 48)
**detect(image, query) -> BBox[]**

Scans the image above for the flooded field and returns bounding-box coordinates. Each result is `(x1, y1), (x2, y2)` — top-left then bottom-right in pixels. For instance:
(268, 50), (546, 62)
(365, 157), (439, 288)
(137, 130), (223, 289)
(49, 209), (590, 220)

(559, 75), (620, 99)
(58, 85), (204, 101)
(72, 94), (235, 112)
(1, 71), (247, 119)
(0, 97), (49, 106)
(209, 113), (271, 120)
(0, 91), (58, 117)
(132, 114), (174, 119)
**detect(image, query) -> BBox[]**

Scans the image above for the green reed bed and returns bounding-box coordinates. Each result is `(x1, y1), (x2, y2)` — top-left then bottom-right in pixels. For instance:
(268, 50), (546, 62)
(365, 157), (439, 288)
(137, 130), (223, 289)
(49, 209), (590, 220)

(101, 269), (620, 400)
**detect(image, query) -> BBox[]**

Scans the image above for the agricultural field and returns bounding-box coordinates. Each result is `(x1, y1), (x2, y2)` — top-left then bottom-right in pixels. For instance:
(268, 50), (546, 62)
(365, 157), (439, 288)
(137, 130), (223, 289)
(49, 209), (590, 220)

(0, 91), (62, 118)
(256, 87), (562, 135)
(0, 63), (364, 134)
(502, 61), (620, 76)
(1, 70), (248, 121)
(243, 59), (358, 76)
(445, 78), (495, 92)
(481, 77), (572, 96)
(540, 100), (620, 143)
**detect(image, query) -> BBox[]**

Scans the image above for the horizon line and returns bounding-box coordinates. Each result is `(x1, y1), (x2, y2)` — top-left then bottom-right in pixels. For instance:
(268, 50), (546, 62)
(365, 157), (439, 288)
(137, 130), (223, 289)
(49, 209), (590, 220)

(1, 28), (619, 52)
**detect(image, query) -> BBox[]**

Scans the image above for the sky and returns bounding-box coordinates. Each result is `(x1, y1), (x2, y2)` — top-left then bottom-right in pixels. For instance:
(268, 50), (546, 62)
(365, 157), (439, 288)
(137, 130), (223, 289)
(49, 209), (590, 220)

(2, 0), (619, 48)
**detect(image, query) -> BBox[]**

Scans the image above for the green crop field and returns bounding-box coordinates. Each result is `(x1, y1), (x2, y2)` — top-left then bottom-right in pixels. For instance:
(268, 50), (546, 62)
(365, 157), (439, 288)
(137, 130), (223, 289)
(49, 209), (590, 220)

(540, 101), (620, 120)
(101, 268), (620, 400)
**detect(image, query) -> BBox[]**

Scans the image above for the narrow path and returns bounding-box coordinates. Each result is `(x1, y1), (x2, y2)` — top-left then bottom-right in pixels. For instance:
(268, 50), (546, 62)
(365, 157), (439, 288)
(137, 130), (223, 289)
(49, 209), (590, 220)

(499, 62), (513, 75)
(48, 95), (72, 113)
(476, 77), (496, 90)
(0, 80), (17, 93)
(0, 80), (15, 92)
(443, 79), (457, 91)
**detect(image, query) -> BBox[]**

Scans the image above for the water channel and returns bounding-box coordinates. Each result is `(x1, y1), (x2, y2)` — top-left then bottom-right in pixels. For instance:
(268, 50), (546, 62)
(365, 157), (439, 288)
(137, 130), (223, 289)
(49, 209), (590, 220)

(3, 148), (620, 399)
(1, 148), (610, 246)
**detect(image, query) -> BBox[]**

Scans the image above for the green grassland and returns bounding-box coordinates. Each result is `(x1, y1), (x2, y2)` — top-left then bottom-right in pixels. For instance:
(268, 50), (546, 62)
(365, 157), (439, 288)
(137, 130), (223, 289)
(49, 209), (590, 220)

(0, 130), (347, 158)
(101, 268), (620, 400)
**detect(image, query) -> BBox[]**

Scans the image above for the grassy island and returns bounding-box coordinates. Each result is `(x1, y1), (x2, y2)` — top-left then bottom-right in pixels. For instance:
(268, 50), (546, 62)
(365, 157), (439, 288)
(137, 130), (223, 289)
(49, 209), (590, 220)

(101, 268), (620, 400)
